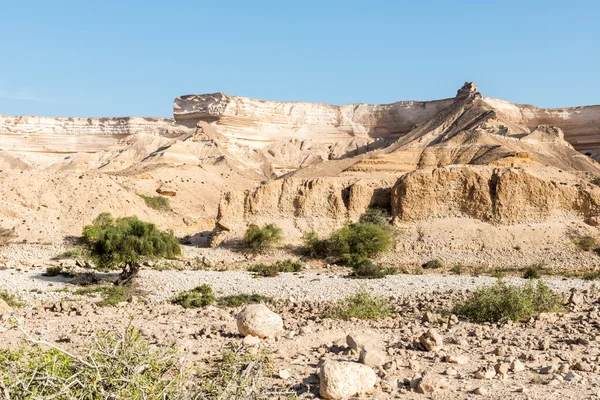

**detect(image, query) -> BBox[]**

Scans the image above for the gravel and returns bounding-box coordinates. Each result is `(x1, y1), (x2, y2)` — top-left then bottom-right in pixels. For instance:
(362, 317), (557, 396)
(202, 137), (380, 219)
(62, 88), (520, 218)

(0, 269), (594, 304)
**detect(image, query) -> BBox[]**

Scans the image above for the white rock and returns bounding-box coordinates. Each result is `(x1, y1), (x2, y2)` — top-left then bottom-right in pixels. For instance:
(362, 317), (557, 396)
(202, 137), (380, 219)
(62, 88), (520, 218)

(236, 304), (284, 338)
(319, 360), (377, 399)
(242, 334), (261, 346)
(359, 347), (387, 367)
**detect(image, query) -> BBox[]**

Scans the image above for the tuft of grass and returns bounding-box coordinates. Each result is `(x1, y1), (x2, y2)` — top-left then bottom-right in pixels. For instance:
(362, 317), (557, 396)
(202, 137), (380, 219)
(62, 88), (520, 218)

(452, 280), (564, 323)
(217, 294), (269, 307)
(53, 249), (83, 260)
(96, 286), (135, 307)
(324, 288), (391, 320)
(194, 344), (280, 399)
(172, 284), (216, 308)
(422, 258), (444, 269)
(137, 194), (170, 211)
(450, 264), (468, 275)
(0, 288), (25, 307)
(248, 259), (303, 277)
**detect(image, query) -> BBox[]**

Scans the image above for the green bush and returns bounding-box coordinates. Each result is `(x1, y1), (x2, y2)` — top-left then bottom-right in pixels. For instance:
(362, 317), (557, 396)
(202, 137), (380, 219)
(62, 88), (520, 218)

(53, 248), (83, 260)
(0, 326), (183, 399)
(523, 266), (542, 279)
(422, 258), (444, 269)
(243, 224), (283, 254)
(329, 222), (391, 262)
(349, 258), (394, 279)
(358, 207), (390, 227)
(300, 230), (329, 258)
(248, 259), (303, 277)
(172, 284), (216, 308)
(137, 194), (170, 211)
(453, 280), (564, 323)
(450, 264), (467, 275)
(217, 294), (269, 307)
(82, 213), (181, 270)
(324, 288), (391, 320)
(572, 234), (598, 251)
(43, 265), (77, 278)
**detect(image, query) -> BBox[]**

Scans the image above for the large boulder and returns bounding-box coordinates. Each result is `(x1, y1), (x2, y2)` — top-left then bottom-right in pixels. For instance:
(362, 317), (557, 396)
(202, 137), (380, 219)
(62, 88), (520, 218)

(236, 304), (284, 338)
(319, 360), (377, 399)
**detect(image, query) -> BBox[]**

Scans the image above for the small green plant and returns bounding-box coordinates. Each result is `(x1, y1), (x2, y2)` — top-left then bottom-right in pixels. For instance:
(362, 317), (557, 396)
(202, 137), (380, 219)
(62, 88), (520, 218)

(349, 257), (395, 279)
(523, 266), (542, 279)
(0, 288), (25, 307)
(243, 224), (283, 254)
(82, 213), (181, 270)
(97, 286), (133, 307)
(572, 234), (598, 251)
(43, 265), (78, 278)
(53, 248), (83, 260)
(0, 325), (183, 398)
(217, 294), (269, 307)
(194, 344), (277, 399)
(324, 288), (391, 320)
(248, 259), (303, 277)
(329, 222), (392, 262)
(582, 271), (600, 281)
(450, 264), (467, 275)
(137, 194), (170, 211)
(358, 207), (390, 227)
(172, 284), (216, 308)
(300, 230), (329, 258)
(422, 258), (444, 269)
(452, 280), (564, 323)
(490, 270), (506, 279)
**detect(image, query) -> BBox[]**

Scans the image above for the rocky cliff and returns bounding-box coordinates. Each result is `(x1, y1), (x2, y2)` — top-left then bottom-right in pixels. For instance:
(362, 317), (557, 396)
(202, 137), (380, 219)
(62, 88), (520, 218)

(2, 83), (600, 242)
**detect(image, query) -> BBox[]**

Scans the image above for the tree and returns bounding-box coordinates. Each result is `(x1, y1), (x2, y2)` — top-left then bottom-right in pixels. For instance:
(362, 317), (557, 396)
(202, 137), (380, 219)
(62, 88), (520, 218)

(82, 213), (181, 273)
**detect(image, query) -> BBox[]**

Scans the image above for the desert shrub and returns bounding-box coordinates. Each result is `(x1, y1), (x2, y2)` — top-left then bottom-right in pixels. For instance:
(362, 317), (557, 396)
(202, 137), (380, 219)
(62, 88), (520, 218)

(358, 206), (390, 227)
(572, 234), (598, 251)
(582, 271), (600, 281)
(329, 222), (392, 262)
(243, 224), (283, 254)
(194, 344), (277, 399)
(300, 230), (330, 258)
(0, 326), (183, 399)
(81, 213), (181, 270)
(0, 288), (24, 307)
(0, 227), (15, 247)
(422, 258), (444, 269)
(53, 248), (83, 260)
(324, 288), (391, 320)
(97, 286), (134, 307)
(450, 264), (468, 275)
(523, 265), (542, 279)
(248, 259), (303, 277)
(43, 265), (77, 278)
(172, 284), (216, 308)
(217, 294), (269, 307)
(453, 280), (564, 323)
(349, 257), (395, 279)
(137, 194), (170, 211)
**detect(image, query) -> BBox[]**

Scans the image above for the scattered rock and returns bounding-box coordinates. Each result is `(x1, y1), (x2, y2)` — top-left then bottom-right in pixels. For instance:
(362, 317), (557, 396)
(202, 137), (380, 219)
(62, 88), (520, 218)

(419, 329), (444, 352)
(475, 367), (496, 380)
(319, 360), (377, 400)
(242, 334), (261, 346)
(416, 373), (450, 394)
(236, 304), (284, 338)
(359, 347), (387, 367)
(346, 333), (379, 352)
(445, 354), (468, 365)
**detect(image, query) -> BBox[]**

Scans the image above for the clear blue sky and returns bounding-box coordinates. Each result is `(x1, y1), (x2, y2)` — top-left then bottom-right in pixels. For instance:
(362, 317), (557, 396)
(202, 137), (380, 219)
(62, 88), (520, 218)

(1, 1), (599, 117)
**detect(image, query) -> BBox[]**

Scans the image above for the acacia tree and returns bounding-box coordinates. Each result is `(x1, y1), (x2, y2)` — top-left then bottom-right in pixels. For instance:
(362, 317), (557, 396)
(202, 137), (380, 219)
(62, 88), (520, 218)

(82, 213), (181, 284)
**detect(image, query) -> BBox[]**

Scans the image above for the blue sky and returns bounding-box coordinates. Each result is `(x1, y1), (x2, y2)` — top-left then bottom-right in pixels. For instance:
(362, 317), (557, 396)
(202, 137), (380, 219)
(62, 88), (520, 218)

(1, 1), (598, 117)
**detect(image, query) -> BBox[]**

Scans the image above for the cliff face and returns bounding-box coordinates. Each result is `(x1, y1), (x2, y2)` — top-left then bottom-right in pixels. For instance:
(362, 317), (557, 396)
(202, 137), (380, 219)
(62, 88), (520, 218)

(3, 83), (600, 242)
